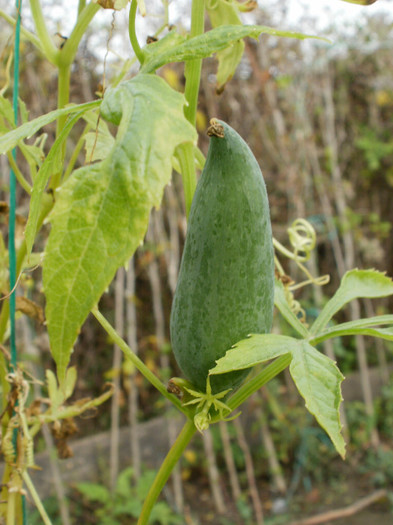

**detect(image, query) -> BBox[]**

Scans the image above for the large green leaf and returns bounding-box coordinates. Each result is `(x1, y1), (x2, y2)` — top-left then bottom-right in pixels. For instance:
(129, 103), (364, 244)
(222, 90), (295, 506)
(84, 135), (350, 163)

(0, 100), (101, 154)
(310, 315), (393, 345)
(141, 25), (328, 74)
(311, 269), (393, 335)
(210, 334), (345, 458)
(43, 74), (196, 383)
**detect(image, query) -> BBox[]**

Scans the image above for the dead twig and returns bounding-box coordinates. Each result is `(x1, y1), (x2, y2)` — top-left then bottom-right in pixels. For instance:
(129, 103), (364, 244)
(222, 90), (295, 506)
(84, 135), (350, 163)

(289, 489), (387, 525)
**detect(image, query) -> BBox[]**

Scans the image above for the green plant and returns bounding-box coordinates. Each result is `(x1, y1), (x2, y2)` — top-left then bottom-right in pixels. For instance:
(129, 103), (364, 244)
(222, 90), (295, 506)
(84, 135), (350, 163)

(346, 400), (374, 447)
(359, 449), (393, 487)
(0, 0), (392, 524)
(376, 378), (393, 438)
(28, 497), (62, 525)
(74, 467), (182, 525)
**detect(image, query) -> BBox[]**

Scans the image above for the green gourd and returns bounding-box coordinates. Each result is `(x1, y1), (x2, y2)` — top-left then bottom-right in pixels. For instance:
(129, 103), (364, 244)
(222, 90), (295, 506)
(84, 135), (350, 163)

(170, 119), (274, 394)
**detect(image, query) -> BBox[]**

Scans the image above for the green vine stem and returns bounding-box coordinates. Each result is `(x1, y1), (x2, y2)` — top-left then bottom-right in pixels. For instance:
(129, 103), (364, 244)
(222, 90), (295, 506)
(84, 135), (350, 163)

(55, 2), (100, 139)
(184, 0), (205, 126)
(137, 419), (196, 525)
(91, 307), (189, 416)
(78, 0), (86, 17)
(6, 151), (31, 194)
(55, 64), (71, 140)
(177, 0), (205, 216)
(60, 2), (101, 68)
(63, 123), (90, 179)
(129, 0), (145, 64)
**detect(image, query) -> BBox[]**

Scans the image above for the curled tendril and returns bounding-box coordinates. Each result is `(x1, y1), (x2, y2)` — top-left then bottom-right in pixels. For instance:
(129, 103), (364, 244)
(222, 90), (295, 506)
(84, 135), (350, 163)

(274, 218), (330, 324)
(1, 370), (36, 470)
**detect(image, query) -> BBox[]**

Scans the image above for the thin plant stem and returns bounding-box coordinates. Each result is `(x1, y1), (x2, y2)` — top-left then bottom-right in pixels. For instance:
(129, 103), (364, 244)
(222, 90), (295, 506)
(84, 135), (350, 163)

(137, 419), (196, 525)
(78, 0), (86, 17)
(60, 3), (101, 67)
(91, 307), (188, 416)
(129, 0), (145, 64)
(63, 124), (89, 179)
(29, 0), (58, 64)
(177, 0), (205, 216)
(6, 151), (31, 194)
(0, 9), (43, 54)
(22, 471), (53, 525)
(55, 64), (71, 144)
(184, 0), (205, 125)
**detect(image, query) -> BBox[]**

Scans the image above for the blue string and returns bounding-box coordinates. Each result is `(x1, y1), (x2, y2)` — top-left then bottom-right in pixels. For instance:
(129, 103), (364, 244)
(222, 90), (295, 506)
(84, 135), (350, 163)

(9, 0), (22, 372)
(10, 1), (28, 523)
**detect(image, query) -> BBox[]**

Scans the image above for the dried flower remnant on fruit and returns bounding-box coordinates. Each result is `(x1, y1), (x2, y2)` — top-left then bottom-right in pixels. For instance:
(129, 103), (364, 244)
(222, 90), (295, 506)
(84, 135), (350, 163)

(167, 379), (182, 399)
(207, 119), (225, 138)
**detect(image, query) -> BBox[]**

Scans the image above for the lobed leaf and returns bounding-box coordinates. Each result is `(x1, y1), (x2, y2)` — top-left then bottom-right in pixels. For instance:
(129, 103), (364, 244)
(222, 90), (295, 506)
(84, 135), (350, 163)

(210, 333), (345, 457)
(311, 269), (393, 335)
(43, 74), (196, 383)
(310, 315), (393, 345)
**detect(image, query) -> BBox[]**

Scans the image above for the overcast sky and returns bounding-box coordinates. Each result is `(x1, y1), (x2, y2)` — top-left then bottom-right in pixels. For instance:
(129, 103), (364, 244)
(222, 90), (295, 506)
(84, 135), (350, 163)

(2, 0), (392, 64)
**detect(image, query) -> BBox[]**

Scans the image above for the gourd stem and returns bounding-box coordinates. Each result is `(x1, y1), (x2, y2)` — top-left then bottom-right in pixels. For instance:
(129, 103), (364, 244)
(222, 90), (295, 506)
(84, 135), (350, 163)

(137, 419), (196, 525)
(177, 0), (205, 216)
(129, 0), (145, 65)
(226, 354), (292, 412)
(91, 308), (189, 416)
(184, 0), (205, 125)
(60, 2), (101, 68)
(77, 0), (86, 17)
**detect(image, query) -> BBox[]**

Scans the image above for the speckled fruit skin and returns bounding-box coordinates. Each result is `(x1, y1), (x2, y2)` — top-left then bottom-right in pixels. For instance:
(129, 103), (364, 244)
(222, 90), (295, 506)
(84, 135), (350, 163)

(170, 120), (274, 394)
